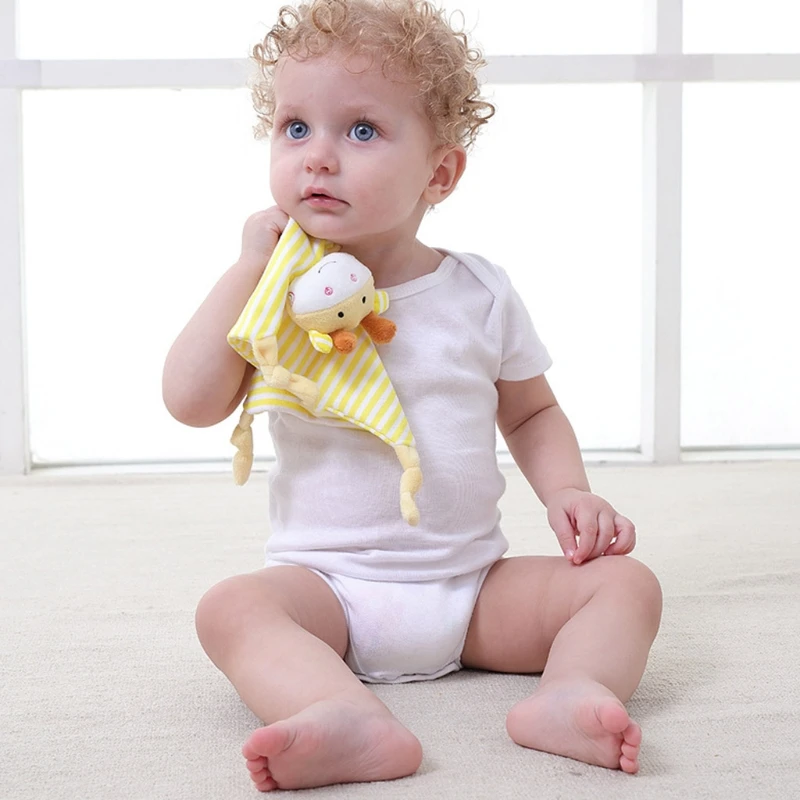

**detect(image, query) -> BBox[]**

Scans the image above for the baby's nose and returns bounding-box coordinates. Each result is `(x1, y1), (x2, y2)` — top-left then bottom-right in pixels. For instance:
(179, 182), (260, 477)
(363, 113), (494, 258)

(304, 139), (339, 174)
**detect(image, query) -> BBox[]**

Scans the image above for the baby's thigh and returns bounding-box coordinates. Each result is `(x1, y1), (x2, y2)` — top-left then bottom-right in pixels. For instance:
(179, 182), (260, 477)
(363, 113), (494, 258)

(461, 555), (654, 673)
(195, 564), (349, 659)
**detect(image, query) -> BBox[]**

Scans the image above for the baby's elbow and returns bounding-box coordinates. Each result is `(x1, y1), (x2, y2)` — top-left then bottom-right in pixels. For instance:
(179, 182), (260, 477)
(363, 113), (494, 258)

(162, 384), (219, 428)
(163, 397), (199, 428)
(162, 360), (250, 428)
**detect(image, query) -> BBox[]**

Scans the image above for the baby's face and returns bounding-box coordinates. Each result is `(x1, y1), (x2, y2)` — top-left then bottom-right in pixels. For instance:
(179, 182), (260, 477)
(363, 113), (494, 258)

(269, 51), (439, 248)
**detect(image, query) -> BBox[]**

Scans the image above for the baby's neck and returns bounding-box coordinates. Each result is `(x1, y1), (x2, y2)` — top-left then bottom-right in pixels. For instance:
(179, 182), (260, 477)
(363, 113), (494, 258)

(343, 239), (443, 289)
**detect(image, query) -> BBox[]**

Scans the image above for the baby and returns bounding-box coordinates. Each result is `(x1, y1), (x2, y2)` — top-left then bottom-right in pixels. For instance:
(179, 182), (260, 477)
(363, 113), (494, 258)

(162, 0), (663, 792)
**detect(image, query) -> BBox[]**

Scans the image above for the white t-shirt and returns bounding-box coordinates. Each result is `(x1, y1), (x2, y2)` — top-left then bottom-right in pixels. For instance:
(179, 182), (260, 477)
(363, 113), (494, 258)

(265, 250), (552, 582)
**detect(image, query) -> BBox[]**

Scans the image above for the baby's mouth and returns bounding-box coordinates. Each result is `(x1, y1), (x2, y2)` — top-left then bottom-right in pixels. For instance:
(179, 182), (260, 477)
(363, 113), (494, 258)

(303, 186), (345, 202)
(304, 192), (347, 207)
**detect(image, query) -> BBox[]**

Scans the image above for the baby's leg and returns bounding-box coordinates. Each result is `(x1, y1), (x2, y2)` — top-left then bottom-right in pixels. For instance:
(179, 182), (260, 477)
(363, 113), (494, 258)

(195, 565), (422, 791)
(462, 555), (662, 773)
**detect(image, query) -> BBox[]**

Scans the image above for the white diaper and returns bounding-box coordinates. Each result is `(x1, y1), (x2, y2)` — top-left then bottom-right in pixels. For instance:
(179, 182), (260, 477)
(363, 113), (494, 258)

(266, 561), (492, 684)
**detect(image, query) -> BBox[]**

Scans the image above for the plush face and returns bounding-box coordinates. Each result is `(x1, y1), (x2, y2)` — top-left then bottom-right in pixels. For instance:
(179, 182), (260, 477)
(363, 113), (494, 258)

(287, 253), (376, 333)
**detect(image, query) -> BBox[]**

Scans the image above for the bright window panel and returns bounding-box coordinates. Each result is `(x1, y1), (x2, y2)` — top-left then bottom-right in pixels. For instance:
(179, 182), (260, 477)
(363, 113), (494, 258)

(685, 0), (800, 53)
(456, 1), (643, 55)
(683, 84), (800, 448)
(23, 89), (272, 464)
(23, 85), (641, 465)
(19, 0), (284, 59)
(19, 0), (643, 59)
(422, 84), (643, 451)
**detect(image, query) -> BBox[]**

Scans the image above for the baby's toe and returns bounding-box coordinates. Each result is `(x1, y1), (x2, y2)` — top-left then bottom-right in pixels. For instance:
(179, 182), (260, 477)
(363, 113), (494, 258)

(621, 742), (638, 759)
(623, 722), (642, 747)
(620, 754), (639, 774)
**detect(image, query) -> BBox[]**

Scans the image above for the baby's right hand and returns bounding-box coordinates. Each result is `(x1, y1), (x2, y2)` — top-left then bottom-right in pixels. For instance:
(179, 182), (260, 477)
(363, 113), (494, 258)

(239, 206), (290, 268)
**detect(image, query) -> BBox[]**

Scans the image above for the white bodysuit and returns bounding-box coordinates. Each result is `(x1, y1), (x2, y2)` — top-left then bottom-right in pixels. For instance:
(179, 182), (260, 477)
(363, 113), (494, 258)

(264, 250), (552, 682)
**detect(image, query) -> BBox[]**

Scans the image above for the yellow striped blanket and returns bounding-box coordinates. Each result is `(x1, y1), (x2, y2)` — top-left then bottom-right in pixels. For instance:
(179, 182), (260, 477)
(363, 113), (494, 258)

(227, 219), (422, 525)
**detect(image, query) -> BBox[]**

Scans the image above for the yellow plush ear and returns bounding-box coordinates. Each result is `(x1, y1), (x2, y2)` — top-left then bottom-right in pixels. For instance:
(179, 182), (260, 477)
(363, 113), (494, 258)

(374, 290), (390, 314)
(308, 330), (333, 353)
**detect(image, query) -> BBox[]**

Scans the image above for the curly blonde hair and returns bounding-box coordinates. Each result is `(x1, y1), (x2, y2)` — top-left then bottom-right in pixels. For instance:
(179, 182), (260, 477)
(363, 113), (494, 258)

(251, 0), (495, 150)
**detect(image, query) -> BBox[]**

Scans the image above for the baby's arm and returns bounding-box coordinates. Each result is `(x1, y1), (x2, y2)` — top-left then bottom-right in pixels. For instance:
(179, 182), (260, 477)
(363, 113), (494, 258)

(162, 207), (289, 427)
(497, 375), (636, 564)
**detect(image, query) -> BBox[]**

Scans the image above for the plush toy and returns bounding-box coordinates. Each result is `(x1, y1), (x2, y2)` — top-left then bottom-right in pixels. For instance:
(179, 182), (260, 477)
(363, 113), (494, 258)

(227, 220), (423, 526)
(287, 252), (397, 354)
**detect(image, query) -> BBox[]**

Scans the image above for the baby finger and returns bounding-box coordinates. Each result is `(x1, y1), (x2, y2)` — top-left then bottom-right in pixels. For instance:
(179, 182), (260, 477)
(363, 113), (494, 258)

(589, 510), (617, 560)
(605, 515), (637, 555)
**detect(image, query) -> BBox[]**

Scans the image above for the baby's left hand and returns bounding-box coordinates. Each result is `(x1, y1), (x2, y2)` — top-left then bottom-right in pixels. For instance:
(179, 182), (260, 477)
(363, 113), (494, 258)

(546, 488), (636, 565)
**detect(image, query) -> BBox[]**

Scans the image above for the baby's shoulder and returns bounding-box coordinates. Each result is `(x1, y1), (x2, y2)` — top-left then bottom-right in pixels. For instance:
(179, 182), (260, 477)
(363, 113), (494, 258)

(441, 249), (512, 300)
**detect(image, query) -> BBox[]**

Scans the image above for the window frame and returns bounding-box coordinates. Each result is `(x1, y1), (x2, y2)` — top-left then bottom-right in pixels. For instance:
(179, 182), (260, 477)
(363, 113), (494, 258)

(2, 0), (800, 474)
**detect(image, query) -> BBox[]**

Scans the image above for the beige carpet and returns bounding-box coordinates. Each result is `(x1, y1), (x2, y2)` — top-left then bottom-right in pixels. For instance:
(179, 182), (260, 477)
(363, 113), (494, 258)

(2, 462), (799, 799)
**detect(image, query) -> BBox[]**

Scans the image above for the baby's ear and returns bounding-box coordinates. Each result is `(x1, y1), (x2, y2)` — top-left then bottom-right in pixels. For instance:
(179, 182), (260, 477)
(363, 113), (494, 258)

(424, 145), (467, 205)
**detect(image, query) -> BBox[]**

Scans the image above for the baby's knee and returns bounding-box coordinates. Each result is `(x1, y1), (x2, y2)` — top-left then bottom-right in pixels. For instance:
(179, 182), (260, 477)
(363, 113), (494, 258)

(599, 556), (663, 617)
(195, 574), (282, 654)
(195, 576), (242, 653)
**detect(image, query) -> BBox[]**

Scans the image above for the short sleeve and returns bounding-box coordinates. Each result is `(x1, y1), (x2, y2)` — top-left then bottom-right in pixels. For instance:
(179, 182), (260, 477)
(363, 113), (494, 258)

(497, 272), (553, 381)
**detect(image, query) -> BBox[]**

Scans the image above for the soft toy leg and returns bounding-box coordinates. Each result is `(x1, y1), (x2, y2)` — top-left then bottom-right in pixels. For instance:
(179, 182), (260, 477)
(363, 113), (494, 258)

(230, 410), (254, 485)
(395, 445), (423, 526)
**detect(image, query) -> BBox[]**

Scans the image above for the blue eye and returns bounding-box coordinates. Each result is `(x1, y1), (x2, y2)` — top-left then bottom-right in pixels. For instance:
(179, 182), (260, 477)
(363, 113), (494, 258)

(286, 121), (309, 140)
(349, 122), (378, 142)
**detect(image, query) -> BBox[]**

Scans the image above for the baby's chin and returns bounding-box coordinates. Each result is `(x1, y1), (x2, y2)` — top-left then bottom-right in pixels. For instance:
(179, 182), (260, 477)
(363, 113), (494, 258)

(288, 206), (386, 248)
(298, 218), (364, 246)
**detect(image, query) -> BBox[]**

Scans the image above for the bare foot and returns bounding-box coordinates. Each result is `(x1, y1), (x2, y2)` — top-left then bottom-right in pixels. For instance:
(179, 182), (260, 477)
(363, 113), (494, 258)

(505, 679), (642, 774)
(241, 695), (423, 791)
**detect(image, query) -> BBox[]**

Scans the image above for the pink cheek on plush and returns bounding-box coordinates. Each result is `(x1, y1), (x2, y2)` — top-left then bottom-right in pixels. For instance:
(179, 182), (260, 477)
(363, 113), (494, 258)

(350, 273), (357, 282)
(324, 287), (333, 296)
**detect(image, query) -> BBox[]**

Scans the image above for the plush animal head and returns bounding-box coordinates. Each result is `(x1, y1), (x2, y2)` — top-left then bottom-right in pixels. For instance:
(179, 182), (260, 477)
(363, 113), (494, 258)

(287, 253), (376, 334)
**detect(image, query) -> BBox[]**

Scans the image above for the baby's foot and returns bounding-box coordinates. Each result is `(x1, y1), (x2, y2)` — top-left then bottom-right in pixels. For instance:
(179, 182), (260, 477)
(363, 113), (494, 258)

(241, 696), (423, 791)
(505, 678), (642, 774)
